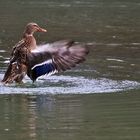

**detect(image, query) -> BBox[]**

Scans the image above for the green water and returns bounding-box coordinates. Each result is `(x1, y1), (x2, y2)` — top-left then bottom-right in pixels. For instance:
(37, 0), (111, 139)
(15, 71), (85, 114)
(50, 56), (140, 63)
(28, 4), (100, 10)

(1, 91), (140, 140)
(0, 0), (140, 139)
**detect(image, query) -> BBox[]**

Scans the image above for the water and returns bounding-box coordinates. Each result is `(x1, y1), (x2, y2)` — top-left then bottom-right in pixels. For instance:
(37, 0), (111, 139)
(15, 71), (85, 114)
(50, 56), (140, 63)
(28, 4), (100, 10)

(0, 75), (140, 94)
(1, 92), (140, 140)
(0, 0), (140, 139)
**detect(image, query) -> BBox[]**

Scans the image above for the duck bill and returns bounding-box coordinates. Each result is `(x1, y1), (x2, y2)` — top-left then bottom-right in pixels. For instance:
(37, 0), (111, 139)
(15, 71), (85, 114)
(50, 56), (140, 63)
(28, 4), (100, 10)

(37, 27), (47, 32)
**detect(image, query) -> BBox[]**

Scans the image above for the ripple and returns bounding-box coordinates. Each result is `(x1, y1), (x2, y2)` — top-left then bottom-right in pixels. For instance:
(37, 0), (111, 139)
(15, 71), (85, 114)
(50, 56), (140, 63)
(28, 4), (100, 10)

(0, 75), (139, 94)
(0, 50), (6, 53)
(106, 58), (124, 62)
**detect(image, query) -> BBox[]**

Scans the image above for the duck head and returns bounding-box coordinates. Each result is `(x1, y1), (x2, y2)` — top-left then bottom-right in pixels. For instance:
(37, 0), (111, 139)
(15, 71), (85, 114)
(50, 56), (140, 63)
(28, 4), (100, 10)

(23, 22), (47, 36)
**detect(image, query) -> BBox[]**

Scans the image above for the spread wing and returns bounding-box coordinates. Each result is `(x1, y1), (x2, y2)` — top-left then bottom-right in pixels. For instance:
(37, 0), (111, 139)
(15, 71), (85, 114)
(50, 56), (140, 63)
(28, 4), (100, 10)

(27, 40), (89, 81)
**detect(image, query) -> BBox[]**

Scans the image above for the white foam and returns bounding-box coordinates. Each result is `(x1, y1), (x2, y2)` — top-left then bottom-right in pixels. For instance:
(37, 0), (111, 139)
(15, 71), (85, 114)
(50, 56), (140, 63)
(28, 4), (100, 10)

(0, 74), (139, 95)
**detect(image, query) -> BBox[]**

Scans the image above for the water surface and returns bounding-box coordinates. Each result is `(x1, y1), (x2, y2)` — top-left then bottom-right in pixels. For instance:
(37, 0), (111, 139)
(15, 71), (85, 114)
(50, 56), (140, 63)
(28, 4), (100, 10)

(1, 92), (140, 140)
(0, 0), (140, 139)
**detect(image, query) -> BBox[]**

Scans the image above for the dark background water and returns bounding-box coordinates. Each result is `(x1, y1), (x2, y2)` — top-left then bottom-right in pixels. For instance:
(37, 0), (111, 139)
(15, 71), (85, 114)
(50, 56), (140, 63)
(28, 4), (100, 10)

(0, 0), (140, 139)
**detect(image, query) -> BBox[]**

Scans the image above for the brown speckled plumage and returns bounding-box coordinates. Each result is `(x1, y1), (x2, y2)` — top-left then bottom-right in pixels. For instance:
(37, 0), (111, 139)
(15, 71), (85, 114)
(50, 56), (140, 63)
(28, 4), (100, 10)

(2, 23), (47, 83)
(2, 22), (89, 84)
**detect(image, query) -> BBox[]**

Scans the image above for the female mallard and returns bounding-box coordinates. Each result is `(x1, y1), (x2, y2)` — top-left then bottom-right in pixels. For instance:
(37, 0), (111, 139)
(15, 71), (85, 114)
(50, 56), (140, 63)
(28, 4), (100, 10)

(2, 22), (89, 84)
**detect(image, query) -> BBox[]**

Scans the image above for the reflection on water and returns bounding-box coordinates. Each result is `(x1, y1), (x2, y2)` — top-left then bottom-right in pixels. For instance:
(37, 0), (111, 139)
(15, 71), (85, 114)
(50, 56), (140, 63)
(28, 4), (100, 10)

(28, 96), (37, 139)
(0, 95), (85, 140)
(1, 92), (140, 140)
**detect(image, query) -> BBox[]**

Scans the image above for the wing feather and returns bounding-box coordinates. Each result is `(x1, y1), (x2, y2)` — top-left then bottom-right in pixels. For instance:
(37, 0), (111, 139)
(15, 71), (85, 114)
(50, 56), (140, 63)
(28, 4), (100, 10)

(27, 40), (89, 81)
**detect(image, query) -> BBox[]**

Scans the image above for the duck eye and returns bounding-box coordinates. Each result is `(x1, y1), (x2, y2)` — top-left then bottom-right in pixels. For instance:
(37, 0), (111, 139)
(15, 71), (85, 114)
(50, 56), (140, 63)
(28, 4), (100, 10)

(33, 24), (38, 27)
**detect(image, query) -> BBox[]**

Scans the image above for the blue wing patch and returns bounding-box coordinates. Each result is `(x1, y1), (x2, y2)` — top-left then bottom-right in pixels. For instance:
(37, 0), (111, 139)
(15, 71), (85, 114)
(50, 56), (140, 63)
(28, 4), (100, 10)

(31, 60), (57, 80)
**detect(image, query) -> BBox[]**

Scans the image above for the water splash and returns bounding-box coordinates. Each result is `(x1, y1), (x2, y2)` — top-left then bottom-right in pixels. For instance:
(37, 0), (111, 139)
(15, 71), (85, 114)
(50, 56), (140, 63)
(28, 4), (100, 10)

(0, 74), (139, 94)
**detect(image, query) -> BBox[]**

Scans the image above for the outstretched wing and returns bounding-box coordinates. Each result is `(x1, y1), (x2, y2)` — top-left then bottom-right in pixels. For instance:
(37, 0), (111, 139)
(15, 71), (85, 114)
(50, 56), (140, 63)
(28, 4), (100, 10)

(27, 40), (89, 81)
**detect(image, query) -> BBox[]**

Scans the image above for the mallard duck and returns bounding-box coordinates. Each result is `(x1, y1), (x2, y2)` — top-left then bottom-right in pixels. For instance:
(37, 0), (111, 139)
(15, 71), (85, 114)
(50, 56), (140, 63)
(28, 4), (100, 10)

(2, 22), (89, 84)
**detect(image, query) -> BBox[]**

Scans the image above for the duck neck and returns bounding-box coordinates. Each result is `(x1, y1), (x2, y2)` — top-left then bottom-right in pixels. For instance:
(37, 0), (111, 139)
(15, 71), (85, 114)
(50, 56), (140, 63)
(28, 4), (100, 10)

(23, 32), (34, 38)
(22, 31), (37, 50)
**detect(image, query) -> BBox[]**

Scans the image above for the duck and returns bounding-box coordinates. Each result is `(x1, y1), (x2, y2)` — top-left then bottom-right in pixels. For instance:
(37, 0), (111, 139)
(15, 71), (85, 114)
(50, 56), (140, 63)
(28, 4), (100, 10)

(2, 22), (89, 84)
